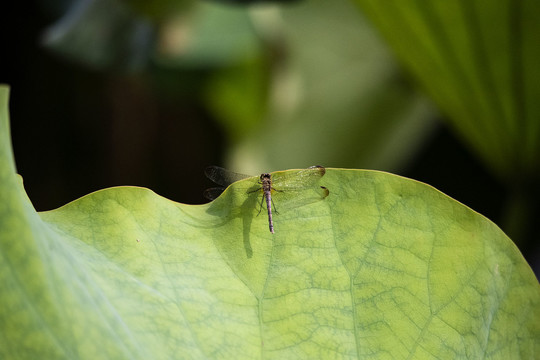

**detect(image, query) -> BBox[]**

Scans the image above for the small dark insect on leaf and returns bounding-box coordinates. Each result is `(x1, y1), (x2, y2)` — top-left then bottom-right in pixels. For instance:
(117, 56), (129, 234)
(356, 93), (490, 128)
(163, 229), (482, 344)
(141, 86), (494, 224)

(203, 165), (329, 233)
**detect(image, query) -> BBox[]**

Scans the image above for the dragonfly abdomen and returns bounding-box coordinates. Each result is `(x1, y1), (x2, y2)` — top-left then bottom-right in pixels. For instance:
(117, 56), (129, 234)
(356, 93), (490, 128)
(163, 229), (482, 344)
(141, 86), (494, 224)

(260, 173), (275, 234)
(265, 191), (274, 234)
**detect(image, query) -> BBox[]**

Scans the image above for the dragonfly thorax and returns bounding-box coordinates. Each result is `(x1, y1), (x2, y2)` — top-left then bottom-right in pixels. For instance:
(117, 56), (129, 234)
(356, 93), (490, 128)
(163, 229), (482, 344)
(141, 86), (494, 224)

(260, 173), (272, 190)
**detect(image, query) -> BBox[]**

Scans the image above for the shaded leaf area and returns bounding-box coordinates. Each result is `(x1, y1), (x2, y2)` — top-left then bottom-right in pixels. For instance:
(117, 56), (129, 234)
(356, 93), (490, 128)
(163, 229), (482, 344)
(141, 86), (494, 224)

(352, 0), (540, 181)
(1, 87), (539, 358)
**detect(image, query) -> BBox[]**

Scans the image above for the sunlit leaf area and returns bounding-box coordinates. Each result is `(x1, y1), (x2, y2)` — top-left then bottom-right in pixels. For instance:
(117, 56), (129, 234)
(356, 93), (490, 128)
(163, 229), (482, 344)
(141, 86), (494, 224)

(2, 0), (539, 358)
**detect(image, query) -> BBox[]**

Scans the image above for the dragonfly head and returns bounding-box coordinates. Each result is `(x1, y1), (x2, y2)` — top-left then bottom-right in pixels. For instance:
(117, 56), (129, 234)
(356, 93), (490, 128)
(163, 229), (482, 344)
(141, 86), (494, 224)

(260, 173), (271, 181)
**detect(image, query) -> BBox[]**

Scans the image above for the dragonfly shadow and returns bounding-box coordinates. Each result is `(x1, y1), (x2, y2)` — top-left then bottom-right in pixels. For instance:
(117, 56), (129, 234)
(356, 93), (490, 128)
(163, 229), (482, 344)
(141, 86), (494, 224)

(205, 182), (261, 258)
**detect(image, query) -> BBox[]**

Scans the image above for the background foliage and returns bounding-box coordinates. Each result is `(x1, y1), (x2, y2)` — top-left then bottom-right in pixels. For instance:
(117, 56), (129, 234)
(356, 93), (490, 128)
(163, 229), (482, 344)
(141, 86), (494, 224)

(1, 1), (538, 268)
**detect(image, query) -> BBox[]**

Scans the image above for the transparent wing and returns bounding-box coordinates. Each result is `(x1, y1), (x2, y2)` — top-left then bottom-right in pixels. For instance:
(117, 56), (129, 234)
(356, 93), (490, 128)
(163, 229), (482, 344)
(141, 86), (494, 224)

(271, 185), (329, 212)
(203, 187), (227, 201)
(271, 165), (326, 191)
(269, 166), (328, 211)
(204, 166), (253, 187)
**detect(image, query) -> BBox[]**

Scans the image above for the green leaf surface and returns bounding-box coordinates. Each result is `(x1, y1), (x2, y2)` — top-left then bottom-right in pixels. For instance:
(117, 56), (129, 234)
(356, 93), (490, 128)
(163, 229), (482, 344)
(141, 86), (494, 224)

(1, 86), (539, 358)
(351, 0), (540, 179)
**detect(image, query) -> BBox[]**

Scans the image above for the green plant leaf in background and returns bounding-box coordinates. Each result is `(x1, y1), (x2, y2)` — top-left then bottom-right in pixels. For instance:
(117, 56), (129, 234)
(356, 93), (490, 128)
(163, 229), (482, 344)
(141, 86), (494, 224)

(351, 0), (540, 247)
(351, 0), (540, 181)
(1, 86), (539, 358)
(204, 0), (437, 174)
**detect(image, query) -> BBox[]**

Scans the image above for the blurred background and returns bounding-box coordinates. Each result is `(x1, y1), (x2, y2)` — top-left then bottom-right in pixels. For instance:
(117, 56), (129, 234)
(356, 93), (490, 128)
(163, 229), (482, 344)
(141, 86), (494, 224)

(1, 0), (539, 275)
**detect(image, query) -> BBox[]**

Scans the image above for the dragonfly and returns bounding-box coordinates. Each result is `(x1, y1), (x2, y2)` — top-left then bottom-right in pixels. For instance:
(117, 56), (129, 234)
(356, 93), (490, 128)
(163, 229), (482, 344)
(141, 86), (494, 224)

(204, 165), (329, 234)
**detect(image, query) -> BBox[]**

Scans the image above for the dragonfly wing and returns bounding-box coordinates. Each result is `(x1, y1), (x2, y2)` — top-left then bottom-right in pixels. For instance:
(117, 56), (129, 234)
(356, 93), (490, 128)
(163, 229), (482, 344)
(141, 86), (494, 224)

(203, 187), (227, 200)
(271, 185), (329, 213)
(205, 166), (252, 187)
(271, 165), (326, 190)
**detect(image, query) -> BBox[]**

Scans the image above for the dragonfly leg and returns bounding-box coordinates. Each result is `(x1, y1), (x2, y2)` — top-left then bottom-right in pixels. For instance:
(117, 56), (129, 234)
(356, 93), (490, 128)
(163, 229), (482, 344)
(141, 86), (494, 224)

(256, 194), (264, 216)
(271, 187), (282, 214)
(271, 197), (279, 215)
